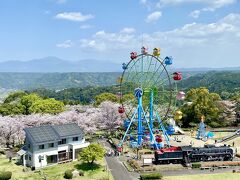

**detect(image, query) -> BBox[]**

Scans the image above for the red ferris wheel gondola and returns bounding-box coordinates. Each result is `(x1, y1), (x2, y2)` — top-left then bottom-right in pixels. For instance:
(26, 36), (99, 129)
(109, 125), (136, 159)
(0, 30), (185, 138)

(118, 106), (125, 114)
(173, 72), (182, 81)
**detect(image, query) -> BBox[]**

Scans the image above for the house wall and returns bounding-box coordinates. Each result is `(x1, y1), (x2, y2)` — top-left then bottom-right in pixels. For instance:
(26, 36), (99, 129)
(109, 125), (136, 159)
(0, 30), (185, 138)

(33, 148), (60, 168)
(71, 141), (90, 160)
(30, 137), (87, 168)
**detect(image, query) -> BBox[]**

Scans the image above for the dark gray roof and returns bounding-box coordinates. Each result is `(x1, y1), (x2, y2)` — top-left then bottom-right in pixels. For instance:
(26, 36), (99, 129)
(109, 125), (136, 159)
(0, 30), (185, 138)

(24, 123), (83, 145)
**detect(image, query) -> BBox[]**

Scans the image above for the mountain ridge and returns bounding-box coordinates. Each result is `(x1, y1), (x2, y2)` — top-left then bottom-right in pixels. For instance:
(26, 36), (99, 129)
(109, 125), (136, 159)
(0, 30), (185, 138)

(0, 57), (240, 72)
(0, 57), (122, 72)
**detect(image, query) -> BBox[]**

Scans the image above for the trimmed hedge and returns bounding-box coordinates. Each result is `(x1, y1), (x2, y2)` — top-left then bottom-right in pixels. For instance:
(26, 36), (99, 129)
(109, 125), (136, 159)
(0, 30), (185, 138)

(192, 163), (201, 169)
(202, 161), (240, 167)
(0, 171), (12, 180)
(140, 172), (163, 180)
(64, 169), (73, 179)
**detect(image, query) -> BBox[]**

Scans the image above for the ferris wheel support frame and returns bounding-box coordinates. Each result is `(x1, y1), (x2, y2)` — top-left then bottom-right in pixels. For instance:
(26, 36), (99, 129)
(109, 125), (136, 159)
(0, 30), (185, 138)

(118, 89), (160, 149)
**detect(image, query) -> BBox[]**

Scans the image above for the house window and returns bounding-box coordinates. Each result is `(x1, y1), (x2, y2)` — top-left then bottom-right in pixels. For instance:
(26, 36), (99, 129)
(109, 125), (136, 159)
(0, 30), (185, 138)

(29, 155), (31, 161)
(58, 138), (66, 145)
(48, 143), (54, 148)
(39, 144), (44, 149)
(73, 137), (78, 141)
(28, 144), (30, 149)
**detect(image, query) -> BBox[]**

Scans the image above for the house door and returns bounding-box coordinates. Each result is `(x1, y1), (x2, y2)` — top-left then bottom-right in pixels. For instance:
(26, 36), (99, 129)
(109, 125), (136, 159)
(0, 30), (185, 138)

(58, 150), (67, 162)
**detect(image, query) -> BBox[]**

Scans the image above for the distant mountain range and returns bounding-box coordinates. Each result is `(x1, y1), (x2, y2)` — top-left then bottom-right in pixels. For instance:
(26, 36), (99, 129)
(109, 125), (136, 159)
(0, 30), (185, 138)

(0, 57), (122, 72)
(0, 57), (239, 72)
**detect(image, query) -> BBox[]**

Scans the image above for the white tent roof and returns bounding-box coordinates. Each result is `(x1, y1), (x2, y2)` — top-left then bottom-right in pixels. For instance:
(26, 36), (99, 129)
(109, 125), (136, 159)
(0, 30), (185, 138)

(17, 149), (26, 156)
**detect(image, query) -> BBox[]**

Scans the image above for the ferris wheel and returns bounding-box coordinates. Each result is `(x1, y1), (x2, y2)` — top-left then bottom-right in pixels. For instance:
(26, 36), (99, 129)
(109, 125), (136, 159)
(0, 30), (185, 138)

(118, 47), (183, 150)
(120, 49), (173, 121)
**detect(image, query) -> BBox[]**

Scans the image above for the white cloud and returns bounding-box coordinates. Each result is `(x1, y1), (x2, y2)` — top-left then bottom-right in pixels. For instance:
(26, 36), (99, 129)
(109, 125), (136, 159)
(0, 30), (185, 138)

(140, 0), (148, 4)
(139, 0), (152, 10)
(80, 24), (93, 29)
(56, 0), (67, 4)
(157, 0), (236, 8)
(80, 29), (137, 51)
(56, 40), (74, 48)
(145, 11), (162, 23)
(120, 27), (136, 33)
(55, 12), (94, 22)
(189, 10), (200, 18)
(78, 13), (240, 67)
(157, 0), (237, 18)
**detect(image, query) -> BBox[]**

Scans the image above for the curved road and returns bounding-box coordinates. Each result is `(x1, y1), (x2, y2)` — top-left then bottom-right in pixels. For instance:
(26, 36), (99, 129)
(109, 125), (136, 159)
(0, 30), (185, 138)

(100, 139), (139, 180)
(105, 156), (134, 180)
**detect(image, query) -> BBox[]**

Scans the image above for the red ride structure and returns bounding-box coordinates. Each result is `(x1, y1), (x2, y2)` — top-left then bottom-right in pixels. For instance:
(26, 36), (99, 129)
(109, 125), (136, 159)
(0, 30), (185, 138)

(173, 72), (182, 81)
(130, 52), (137, 60)
(118, 106), (125, 114)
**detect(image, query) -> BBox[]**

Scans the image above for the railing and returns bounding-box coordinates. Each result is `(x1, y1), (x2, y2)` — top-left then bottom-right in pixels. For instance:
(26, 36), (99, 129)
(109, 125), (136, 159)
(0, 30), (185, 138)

(58, 151), (73, 163)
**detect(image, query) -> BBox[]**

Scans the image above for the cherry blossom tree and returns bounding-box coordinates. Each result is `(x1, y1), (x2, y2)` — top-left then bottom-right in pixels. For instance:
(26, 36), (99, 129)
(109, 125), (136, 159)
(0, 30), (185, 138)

(0, 102), (123, 147)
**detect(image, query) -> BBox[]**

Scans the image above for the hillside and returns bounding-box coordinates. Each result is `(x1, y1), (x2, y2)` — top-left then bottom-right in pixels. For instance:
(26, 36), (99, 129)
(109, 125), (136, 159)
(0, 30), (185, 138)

(179, 71), (240, 93)
(0, 72), (121, 90)
(0, 71), (240, 91)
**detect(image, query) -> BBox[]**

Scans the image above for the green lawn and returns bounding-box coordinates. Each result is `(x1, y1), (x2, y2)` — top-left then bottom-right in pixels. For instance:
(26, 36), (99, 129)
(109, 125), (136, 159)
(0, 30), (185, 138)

(0, 155), (113, 180)
(0, 155), (41, 180)
(164, 173), (240, 180)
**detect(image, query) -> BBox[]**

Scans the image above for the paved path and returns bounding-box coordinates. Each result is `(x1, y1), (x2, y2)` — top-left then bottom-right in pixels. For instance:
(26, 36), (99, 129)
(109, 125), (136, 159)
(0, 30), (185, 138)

(105, 156), (134, 180)
(99, 139), (139, 180)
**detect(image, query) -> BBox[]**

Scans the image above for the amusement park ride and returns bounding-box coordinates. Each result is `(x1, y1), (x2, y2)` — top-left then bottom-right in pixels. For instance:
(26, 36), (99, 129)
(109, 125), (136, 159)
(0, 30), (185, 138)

(117, 46), (185, 150)
(114, 47), (233, 165)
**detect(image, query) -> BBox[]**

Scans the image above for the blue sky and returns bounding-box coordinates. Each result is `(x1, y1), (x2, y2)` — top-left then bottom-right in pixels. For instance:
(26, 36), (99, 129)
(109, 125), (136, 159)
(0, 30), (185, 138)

(0, 0), (240, 68)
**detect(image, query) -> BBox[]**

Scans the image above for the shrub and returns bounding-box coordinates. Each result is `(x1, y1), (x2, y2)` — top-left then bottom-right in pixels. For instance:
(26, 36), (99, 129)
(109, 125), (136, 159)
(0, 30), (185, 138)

(78, 170), (84, 176)
(140, 172), (163, 180)
(0, 150), (5, 155)
(64, 170), (73, 179)
(209, 121), (221, 128)
(0, 171), (12, 180)
(192, 163), (201, 169)
(127, 159), (141, 172)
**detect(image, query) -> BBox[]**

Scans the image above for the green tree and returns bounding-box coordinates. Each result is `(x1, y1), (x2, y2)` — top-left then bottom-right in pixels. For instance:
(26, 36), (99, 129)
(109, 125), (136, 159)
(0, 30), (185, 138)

(0, 103), (25, 116)
(181, 87), (221, 127)
(94, 93), (118, 106)
(122, 93), (135, 102)
(21, 94), (42, 114)
(3, 91), (27, 104)
(79, 143), (105, 165)
(29, 98), (64, 114)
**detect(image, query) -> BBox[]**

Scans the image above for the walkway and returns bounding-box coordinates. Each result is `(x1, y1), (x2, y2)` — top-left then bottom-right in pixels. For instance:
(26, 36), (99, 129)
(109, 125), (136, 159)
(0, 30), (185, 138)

(100, 139), (139, 180)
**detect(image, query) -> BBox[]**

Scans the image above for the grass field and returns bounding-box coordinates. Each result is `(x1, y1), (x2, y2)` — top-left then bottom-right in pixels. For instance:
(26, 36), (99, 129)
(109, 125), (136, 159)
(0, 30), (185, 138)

(0, 155), (113, 180)
(164, 173), (240, 180)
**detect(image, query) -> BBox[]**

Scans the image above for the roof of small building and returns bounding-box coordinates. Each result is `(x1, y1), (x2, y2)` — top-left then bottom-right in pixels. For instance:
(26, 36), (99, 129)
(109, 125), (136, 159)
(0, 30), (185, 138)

(24, 123), (83, 145)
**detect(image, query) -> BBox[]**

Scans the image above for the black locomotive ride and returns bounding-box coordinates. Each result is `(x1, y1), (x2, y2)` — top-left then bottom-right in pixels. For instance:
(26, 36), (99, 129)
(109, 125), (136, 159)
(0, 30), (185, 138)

(154, 145), (234, 164)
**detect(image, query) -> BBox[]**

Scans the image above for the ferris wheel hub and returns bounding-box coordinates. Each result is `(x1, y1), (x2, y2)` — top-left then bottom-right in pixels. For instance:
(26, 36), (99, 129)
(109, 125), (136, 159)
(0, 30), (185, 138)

(134, 88), (143, 98)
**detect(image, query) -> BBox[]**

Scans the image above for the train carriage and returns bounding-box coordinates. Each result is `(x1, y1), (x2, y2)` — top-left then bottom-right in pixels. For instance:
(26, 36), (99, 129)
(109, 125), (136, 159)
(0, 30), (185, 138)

(154, 145), (234, 165)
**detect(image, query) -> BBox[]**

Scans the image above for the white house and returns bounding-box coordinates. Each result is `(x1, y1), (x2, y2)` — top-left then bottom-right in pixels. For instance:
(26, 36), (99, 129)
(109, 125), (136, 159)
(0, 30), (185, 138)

(17, 123), (89, 169)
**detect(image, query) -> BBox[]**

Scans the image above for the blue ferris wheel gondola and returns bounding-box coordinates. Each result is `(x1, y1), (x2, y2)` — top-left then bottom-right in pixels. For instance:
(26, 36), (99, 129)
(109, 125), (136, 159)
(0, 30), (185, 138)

(164, 56), (173, 65)
(122, 63), (127, 70)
